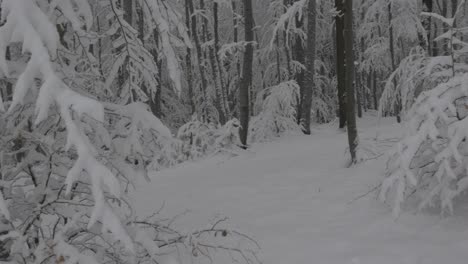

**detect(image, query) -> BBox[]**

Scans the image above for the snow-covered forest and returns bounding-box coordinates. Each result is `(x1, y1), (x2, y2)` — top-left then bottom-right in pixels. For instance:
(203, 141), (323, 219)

(1, 0), (468, 263)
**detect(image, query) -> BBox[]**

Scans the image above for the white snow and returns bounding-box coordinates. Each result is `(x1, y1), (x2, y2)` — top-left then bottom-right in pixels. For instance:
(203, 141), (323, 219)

(133, 114), (468, 264)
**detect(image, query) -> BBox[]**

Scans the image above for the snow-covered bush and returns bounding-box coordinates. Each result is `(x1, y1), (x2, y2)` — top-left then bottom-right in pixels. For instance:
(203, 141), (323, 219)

(313, 63), (337, 123)
(177, 117), (218, 160)
(380, 5), (468, 216)
(108, 102), (182, 172)
(214, 118), (243, 154)
(0, 1), (259, 263)
(379, 2), (466, 119)
(0, 0), (139, 262)
(380, 74), (468, 217)
(379, 46), (428, 117)
(177, 117), (243, 160)
(249, 81), (302, 143)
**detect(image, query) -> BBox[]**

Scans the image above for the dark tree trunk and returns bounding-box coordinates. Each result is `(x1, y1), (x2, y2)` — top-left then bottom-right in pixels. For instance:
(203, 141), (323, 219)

(152, 29), (163, 118)
(335, 0), (347, 129)
(275, 34), (282, 84)
(213, 1), (229, 121)
(344, 0), (358, 164)
(137, 3), (162, 117)
(188, 0), (208, 120)
(356, 74), (363, 118)
(123, 0), (133, 25)
(422, 0), (433, 54)
(230, 1), (241, 118)
(239, 0), (254, 147)
(299, 0), (316, 135)
(442, 0), (449, 54)
(200, 0), (226, 124)
(294, 5), (305, 125)
(119, 0), (133, 100)
(185, 0), (195, 114)
(452, 0), (458, 16)
(206, 17), (226, 124)
(433, 22), (439, 56)
(388, 2), (401, 123)
(371, 70), (378, 110)
(232, 1), (241, 88)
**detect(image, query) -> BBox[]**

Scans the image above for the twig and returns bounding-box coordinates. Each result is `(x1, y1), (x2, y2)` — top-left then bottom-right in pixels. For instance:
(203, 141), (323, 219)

(347, 183), (382, 205)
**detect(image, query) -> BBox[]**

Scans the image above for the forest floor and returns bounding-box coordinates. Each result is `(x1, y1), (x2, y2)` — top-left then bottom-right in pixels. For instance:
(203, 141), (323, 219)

(133, 113), (468, 264)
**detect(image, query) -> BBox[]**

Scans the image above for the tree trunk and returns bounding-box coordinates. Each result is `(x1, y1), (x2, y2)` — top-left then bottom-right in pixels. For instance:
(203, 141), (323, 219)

(152, 29), (163, 118)
(299, 0), (316, 135)
(185, 0), (195, 114)
(239, 0), (254, 147)
(388, 2), (401, 123)
(200, 0), (226, 124)
(120, 0), (133, 101)
(452, 0), (458, 17)
(231, 1), (240, 118)
(356, 74), (363, 118)
(344, 0), (358, 164)
(137, 3), (162, 117)
(206, 22), (226, 124)
(335, 0), (347, 129)
(294, 7), (305, 125)
(123, 0), (133, 25)
(275, 34), (282, 84)
(371, 70), (377, 110)
(214, 1), (230, 121)
(442, 0), (449, 54)
(422, 0), (433, 54)
(188, 0), (208, 120)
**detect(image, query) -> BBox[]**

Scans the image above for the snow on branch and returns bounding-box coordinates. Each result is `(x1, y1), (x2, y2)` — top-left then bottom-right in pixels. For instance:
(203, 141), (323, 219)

(380, 73), (468, 217)
(0, 0), (133, 254)
(137, 0), (191, 95)
(267, 0), (306, 51)
(249, 80), (302, 143)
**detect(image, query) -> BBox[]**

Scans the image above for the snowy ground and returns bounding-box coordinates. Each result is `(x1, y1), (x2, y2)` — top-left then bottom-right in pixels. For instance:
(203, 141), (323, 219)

(133, 114), (468, 264)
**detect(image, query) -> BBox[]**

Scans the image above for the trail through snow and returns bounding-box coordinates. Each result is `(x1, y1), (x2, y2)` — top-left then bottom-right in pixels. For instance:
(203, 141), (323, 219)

(133, 115), (468, 264)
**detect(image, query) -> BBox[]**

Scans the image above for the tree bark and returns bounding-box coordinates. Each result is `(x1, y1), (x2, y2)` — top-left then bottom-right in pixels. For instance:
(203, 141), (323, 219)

(187, 0), (208, 120)
(239, 0), (254, 147)
(371, 70), (377, 110)
(206, 18), (226, 124)
(356, 75), (363, 118)
(119, 0), (133, 101)
(344, 0), (358, 164)
(275, 34), (282, 84)
(388, 2), (401, 123)
(199, 0), (226, 124)
(185, 0), (195, 114)
(442, 0), (449, 54)
(452, 0), (458, 17)
(136, 3), (162, 117)
(335, 0), (347, 129)
(123, 0), (133, 25)
(213, 1), (229, 121)
(421, 0), (433, 54)
(231, 1), (241, 118)
(299, 0), (315, 135)
(294, 6), (305, 125)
